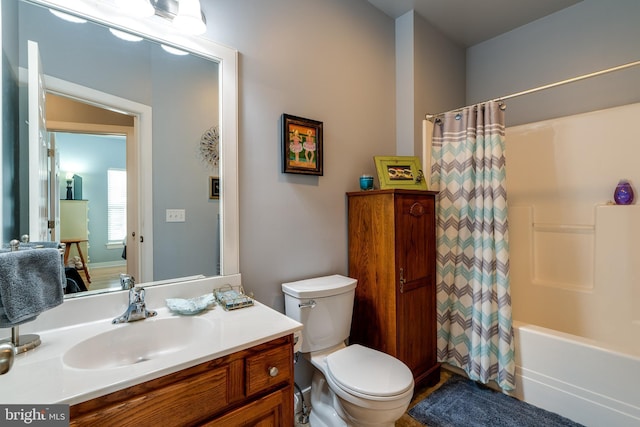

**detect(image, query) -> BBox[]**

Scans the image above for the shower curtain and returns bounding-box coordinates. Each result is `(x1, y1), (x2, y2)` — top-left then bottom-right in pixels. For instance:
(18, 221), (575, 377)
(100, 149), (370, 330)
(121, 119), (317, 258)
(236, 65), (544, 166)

(430, 101), (515, 391)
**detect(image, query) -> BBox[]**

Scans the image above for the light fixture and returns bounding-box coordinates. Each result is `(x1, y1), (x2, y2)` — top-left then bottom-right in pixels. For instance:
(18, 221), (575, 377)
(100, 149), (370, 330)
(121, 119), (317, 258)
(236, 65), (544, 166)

(114, 0), (155, 18)
(109, 28), (144, 42)
(172, 0), (206, 35)
(108, 0), (207, 36)
(65, 172), (74, 200)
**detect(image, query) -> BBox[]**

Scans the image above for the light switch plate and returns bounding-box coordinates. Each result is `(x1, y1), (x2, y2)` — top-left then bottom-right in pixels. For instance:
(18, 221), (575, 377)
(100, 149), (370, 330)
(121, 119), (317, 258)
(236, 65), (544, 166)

(166, 209), (185, 222)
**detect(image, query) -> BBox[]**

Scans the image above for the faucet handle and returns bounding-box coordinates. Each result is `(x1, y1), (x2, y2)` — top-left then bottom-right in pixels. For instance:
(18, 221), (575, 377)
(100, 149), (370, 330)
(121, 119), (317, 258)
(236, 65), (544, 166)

(120, 274), (135, 290)
(129, 286), (146, 304)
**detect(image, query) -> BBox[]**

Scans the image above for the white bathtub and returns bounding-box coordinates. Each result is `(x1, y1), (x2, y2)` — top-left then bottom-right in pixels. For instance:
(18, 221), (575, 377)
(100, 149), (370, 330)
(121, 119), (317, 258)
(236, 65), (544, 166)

(510, 321), (640, 426)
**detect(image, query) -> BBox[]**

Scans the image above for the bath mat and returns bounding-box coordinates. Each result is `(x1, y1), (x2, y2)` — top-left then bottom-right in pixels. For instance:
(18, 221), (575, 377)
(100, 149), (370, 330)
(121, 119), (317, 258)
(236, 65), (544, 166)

(408, 374), (584, 427)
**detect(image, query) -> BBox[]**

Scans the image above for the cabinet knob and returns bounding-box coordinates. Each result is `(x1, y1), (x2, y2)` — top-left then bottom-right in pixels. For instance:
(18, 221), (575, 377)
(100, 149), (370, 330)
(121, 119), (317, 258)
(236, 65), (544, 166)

(268, 366), (279, 377)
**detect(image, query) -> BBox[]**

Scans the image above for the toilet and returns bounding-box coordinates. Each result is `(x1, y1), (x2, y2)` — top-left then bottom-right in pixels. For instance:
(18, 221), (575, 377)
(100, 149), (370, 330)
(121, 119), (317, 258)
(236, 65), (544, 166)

(282, 275), (414, 427)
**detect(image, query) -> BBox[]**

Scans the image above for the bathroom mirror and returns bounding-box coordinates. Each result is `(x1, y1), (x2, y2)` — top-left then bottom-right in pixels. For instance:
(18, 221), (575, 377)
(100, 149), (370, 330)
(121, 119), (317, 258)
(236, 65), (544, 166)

(0, 0), (239, 296)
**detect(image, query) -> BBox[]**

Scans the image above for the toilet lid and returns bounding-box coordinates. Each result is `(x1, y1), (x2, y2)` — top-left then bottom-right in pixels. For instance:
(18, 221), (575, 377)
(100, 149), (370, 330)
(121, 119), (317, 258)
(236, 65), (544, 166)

(326, 344), (414, 397)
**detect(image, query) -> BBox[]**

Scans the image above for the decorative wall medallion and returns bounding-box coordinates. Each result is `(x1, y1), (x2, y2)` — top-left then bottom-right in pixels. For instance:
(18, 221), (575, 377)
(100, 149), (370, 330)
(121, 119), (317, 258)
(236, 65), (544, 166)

(199, 125), (219, 167)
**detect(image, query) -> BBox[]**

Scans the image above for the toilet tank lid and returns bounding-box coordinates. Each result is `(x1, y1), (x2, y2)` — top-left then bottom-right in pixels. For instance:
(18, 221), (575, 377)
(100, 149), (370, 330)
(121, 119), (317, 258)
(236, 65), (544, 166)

(281, 274), (357, 298)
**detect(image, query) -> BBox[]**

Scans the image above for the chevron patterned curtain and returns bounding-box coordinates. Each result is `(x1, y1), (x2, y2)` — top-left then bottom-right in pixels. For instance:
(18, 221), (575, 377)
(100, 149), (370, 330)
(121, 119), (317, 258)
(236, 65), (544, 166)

(430, 101), (515, 391)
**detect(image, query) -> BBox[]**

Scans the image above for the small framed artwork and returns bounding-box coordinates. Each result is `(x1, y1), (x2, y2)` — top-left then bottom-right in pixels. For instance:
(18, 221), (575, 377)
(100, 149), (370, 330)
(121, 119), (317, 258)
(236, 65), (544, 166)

(374, 156), (427, 190)
(282, 113), (323, 176)
(209, 176), (220, 199)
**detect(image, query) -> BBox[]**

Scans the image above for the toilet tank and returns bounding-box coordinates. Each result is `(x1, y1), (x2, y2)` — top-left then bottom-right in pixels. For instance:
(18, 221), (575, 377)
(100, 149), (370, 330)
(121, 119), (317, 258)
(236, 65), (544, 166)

(282, 275), (357, 353)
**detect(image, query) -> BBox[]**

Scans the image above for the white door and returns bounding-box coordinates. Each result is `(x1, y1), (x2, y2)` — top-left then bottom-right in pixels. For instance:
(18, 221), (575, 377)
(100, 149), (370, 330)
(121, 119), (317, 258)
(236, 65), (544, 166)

(49, 133), (60, 241)
(28, 40), (50, 242)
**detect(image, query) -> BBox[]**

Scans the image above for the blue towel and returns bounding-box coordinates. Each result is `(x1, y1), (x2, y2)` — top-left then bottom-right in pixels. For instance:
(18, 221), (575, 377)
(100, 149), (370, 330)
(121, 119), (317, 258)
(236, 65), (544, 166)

(0, 248), (65, 328)
(1, 241), (60, 251)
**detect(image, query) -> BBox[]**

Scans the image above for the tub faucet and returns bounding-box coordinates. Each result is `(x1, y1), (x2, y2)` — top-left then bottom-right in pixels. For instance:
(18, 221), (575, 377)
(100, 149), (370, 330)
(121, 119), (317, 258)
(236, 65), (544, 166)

(112, 286), (157, 324)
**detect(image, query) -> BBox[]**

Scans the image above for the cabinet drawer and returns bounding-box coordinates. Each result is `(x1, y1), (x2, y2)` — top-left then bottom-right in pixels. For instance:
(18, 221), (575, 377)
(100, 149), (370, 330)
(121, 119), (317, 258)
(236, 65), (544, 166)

(71, 365), (229, 427)
(246, 343), (292, 396)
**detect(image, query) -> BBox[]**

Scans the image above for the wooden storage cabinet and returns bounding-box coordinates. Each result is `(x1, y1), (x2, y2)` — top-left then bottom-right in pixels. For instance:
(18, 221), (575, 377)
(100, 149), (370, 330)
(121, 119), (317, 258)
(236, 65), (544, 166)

(347, 189), (440, 388)
(69, 335), (294, 427)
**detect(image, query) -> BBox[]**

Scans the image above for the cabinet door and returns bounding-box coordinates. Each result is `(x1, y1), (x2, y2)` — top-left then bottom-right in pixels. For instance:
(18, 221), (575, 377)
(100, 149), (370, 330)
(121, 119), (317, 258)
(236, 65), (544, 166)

(394, 195), (437, 376)
(204, 386), (292, 427)
(348, 193), (397, 355)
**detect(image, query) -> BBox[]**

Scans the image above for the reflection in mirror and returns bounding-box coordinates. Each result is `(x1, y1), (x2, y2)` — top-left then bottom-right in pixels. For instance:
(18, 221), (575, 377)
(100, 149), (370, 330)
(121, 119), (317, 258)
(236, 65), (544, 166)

(0, 0), (239, 298)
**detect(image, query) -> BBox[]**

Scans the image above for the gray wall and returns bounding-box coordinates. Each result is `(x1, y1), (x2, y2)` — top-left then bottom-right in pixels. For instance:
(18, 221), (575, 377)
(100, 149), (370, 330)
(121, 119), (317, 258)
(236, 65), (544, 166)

(204, 0), (398, 309)
(200, 0), (640, 315)
(467, 0), (640, 127)
(396, 10), (466, 158)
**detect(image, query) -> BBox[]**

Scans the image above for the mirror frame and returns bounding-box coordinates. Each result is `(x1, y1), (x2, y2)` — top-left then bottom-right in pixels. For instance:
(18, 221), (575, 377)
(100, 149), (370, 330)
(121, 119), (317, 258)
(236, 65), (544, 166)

(26, 0), (240, 278)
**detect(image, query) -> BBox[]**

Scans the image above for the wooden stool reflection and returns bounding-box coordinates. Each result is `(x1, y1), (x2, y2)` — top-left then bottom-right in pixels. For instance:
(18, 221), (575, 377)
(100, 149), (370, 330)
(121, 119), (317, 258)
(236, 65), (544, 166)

(62, 239), (91, 284)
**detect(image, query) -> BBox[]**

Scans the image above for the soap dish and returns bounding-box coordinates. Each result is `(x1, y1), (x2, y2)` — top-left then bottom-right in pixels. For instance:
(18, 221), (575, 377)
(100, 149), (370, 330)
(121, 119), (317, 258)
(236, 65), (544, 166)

(214, 284), (254, 311)
(166, 293), (216, 315)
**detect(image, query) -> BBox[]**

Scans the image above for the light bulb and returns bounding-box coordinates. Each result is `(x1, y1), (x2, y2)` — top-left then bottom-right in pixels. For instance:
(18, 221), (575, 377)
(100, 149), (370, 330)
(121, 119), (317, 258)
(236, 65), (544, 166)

(114, 0), (155, 19)
(172, 0), (206, 35)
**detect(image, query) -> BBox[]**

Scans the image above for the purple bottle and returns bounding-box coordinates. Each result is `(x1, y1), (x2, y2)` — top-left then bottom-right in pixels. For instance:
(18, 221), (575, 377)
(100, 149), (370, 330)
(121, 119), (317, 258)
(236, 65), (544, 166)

(614, 179), (634, 205)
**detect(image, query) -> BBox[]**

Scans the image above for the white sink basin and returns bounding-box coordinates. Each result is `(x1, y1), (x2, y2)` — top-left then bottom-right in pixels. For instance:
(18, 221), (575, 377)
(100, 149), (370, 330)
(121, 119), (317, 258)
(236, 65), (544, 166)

(63, 316), (212, 370)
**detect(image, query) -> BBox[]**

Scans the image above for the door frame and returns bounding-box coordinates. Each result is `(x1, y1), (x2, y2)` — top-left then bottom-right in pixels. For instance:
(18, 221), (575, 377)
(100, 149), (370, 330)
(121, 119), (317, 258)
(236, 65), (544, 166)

(32, 72), (154, 282)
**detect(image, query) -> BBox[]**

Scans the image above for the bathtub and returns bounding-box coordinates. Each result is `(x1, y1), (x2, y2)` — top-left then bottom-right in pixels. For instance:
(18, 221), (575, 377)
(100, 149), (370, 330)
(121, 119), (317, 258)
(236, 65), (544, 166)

(510, 321), (640, 426)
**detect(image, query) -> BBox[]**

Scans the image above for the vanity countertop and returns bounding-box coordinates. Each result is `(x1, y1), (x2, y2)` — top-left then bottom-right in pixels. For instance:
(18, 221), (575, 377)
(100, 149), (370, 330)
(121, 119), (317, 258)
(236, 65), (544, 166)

(0, 277), (302, 405)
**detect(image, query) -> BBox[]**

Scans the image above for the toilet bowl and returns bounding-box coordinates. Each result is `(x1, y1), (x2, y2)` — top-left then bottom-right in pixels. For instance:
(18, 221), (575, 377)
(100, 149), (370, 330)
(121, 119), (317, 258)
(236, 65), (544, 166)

(282, 275), (414, 427)
(308, 343), (414, 426)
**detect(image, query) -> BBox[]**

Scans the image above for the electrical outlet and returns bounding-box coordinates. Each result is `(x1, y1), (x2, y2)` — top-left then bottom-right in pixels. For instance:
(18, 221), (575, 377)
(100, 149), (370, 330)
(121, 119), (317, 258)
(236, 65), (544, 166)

(166, 209), (186, 222)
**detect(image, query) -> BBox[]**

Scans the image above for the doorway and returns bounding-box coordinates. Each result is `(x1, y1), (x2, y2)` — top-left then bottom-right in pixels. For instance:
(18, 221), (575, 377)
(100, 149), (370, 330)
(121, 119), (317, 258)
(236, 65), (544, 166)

(46, 92), (142, 289)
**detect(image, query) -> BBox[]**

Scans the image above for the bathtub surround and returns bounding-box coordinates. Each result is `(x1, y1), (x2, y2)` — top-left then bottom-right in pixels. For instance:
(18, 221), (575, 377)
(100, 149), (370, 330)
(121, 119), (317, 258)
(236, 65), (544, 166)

(430, 101), (515, 391)
(408, 373), (584, 427)
(501, 102), (640, 426)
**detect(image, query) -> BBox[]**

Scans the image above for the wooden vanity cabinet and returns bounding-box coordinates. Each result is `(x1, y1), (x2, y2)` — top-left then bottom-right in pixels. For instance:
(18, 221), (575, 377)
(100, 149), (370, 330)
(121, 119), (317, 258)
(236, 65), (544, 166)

(69, 335), (294, 427)
(347, 189), (440, 389)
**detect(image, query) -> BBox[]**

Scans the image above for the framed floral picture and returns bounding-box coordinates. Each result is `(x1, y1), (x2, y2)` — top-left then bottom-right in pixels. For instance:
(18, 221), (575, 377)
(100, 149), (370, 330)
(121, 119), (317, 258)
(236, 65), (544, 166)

(374, 156), (427, 190)
(209, 176), (220, 200)
(282, 114), (323, 176)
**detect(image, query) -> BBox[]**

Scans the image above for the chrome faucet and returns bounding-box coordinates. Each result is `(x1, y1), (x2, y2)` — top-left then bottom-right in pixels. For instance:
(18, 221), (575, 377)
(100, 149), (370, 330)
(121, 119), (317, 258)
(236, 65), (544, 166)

(120, 273), (136, 290)
(112, 286), (157, 324)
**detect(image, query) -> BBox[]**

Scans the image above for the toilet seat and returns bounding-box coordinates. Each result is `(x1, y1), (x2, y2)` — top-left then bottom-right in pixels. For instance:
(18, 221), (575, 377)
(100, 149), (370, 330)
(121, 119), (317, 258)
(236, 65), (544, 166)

(326, 344), (414, 399)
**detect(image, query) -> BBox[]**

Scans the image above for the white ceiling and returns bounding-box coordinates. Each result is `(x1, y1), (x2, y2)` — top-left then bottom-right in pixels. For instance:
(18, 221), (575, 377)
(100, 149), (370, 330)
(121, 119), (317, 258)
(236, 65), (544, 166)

(367, 0), (583, 47)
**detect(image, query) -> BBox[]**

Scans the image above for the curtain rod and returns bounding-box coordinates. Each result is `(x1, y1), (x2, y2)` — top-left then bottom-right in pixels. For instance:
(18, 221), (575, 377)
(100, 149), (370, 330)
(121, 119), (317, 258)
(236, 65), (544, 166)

(425, 59), (640, 121)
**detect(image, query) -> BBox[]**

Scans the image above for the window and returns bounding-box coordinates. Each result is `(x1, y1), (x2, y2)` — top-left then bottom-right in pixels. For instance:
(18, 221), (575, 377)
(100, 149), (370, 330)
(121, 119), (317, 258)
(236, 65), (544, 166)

(108, 169), (127, 243)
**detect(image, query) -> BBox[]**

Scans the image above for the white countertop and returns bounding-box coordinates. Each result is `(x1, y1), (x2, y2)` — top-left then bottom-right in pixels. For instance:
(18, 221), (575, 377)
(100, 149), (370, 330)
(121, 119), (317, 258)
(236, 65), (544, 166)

(0, 276), (302, 405)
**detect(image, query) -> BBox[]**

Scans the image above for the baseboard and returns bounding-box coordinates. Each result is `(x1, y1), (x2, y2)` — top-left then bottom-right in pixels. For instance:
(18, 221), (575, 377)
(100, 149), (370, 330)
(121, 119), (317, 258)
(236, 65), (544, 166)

(89, 261), (126, 269)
